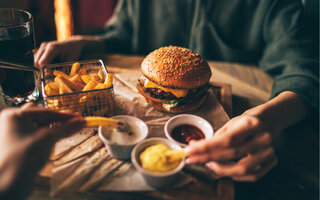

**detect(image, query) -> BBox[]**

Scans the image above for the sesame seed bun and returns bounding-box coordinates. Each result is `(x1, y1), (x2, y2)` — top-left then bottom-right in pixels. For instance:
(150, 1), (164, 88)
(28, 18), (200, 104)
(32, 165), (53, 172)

(141, 46), (211, 89)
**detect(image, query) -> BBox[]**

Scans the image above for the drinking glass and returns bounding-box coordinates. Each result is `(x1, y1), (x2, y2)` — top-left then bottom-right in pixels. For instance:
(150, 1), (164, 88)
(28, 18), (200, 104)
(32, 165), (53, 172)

(0, 8), (39, 106)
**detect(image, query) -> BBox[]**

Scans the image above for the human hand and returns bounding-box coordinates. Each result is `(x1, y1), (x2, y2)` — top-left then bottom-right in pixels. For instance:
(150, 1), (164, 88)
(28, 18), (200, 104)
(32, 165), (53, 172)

(34, 35), (105, 67)
(185, 114), (278, 182)
(185, 91), (312, 182)
(0, 103), (85, 199)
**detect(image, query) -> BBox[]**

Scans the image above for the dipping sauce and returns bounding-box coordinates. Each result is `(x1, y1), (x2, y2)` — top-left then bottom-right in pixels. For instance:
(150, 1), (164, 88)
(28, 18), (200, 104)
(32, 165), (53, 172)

(139, 144), (181, 173)
(171, 124), (205, 144)
(102, 121), (142, 145)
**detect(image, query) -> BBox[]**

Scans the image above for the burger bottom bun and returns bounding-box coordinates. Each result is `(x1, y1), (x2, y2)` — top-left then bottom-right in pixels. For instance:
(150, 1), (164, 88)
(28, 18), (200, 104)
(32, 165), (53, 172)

(145, 92), (208, 113)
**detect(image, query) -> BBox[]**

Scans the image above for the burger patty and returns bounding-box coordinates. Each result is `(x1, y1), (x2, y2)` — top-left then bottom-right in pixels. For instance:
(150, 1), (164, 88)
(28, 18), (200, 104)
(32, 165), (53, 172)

(144, 87), (176, 99)
(138, 76), (208, 100)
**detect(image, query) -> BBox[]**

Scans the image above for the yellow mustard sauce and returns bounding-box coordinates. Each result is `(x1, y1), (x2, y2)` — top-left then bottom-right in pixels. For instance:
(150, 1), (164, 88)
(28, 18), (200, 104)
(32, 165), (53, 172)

(139, 144), (182, 172)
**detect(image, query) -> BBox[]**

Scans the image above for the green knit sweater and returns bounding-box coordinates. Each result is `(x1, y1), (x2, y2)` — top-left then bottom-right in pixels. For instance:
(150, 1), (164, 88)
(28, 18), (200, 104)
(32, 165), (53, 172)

(102, 0), (319, 113)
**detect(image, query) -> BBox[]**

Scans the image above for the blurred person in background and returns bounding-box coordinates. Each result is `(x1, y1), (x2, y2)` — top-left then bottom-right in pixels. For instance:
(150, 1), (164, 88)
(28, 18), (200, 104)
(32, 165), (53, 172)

(0, 103), (85, 200)
(34, 0), (318, 199)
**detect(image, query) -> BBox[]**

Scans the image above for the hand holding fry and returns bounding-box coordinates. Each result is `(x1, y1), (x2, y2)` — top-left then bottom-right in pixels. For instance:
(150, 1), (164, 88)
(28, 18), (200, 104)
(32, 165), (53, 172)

(0, 103), (85, 199)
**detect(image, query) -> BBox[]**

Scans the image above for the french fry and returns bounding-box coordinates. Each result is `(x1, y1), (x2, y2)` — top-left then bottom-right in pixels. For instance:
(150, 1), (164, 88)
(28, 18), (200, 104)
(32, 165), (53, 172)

(84, 116), (120, 127)
(53, 70), (69, 79)
(45, 84), (59, 96)
(104, 73), (113, 88)
(69, 74), (85, 84)
(98, 70), (105, 82)
(165, 149), (187, 162)
(94, 83), (108, 90)
(47, 99), (61, 109)
(82, 80), (97, 91)
(47, 82), (59, 90)
(70, 62), (80, 76)
(90, 73), (102, 83)
(55, 77), (74, 94)
(78, 67), (87, 75)
(57, 75), (83, 92)
(68, 75), (86, 89)
(81, 75), (92, 84)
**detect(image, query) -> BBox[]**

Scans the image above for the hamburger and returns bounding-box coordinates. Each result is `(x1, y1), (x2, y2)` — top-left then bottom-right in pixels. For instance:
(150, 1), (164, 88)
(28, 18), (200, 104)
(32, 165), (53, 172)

(137, 46), (212, 113)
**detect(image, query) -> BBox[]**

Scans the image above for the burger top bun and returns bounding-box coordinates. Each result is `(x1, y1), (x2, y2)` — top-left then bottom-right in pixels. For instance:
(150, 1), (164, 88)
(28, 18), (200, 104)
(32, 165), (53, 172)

(141, 46), (212, 89)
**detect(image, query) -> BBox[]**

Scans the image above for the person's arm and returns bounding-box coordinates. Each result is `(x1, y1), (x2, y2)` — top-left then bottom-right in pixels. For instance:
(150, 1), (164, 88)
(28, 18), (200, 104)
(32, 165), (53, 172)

(0, 103), (85, 199)
(185, 0), (318, 182)
(260, 0), (319, 113)
(186, 91), (312, 181)
(34, 0), (134, 67)
(99, 0), (133, 54)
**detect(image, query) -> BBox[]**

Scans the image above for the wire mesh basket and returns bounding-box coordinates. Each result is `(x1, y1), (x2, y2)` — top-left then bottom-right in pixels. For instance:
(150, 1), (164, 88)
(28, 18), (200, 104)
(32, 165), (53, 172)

(41, 60), (115, 117)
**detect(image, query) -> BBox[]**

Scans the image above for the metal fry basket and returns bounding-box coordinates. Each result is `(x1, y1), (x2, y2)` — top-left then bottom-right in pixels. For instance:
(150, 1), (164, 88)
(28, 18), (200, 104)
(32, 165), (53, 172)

(41, 60), (115, 117)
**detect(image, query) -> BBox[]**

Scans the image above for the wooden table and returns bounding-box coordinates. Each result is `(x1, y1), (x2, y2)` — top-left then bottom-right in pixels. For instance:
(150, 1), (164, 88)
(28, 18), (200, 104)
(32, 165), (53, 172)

(0, 54), (274, 200)
(0, 54), (273, 116)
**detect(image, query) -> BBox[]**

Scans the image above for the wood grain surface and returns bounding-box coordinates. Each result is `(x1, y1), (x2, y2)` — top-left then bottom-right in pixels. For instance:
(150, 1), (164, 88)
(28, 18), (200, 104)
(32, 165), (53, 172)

(1, 54), (277, 200)
(30, 81), (234, 200)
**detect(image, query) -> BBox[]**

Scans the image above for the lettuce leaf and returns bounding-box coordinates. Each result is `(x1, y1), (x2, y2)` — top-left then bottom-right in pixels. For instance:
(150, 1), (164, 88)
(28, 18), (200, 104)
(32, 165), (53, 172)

(162, 99), (182, 111)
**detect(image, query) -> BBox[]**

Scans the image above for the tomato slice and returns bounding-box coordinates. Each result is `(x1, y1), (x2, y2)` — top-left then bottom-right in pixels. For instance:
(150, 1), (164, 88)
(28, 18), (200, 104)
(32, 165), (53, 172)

(136, 83), (172, 103)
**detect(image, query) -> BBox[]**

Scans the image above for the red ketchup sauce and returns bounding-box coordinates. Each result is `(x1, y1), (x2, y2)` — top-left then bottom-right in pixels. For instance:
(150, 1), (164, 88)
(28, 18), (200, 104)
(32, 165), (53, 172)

(171, 124), (205, 144)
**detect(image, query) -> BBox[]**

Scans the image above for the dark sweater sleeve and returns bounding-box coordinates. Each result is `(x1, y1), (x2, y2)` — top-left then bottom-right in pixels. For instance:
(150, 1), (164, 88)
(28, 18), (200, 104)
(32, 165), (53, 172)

(100, 0), (133, 54)
(259, 0), (319, 112)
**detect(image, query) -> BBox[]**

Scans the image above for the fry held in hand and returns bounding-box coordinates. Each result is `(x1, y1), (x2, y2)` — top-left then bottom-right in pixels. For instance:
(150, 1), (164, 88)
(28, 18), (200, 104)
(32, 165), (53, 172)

(85, 116), (121, 128)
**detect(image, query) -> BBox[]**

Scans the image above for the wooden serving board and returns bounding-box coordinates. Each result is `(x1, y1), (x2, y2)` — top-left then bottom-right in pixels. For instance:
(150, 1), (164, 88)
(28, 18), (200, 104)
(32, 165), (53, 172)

(33, 81), (233, 200)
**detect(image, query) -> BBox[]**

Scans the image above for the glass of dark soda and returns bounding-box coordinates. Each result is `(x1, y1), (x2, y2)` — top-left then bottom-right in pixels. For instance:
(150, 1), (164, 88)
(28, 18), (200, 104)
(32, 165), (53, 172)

(0, 8), (39, 106)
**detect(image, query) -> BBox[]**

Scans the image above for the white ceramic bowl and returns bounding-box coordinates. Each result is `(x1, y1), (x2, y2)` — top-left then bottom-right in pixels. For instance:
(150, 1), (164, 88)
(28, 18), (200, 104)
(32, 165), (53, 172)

(98, 115), (148, 160)
(131, 138), (185, 188)
(164, 114), (214, 147)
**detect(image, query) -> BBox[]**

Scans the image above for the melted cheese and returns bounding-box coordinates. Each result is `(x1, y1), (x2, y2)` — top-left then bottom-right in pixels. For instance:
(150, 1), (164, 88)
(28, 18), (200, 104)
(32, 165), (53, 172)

(144, 79), (188, 98)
